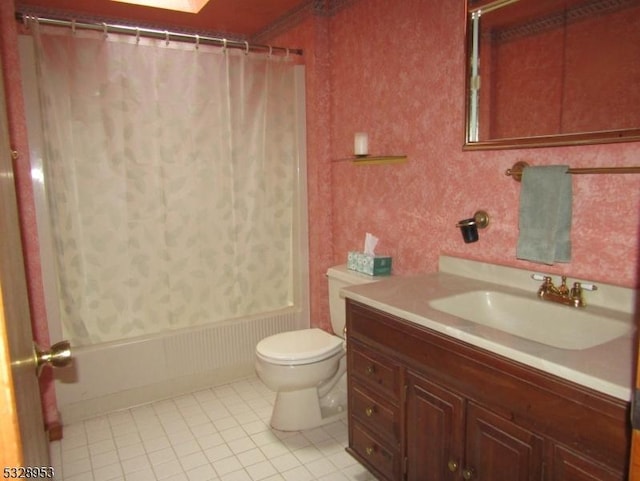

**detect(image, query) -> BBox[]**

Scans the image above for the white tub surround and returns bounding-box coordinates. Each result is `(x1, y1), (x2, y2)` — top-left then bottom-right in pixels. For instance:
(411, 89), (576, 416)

(55, 309), (305, 423)
(341, 256), (636, 401)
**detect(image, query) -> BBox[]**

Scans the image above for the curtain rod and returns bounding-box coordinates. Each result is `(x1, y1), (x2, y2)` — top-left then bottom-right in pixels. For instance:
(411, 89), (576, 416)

(15, 12), (303, 56)
(505, 161), (640, 182)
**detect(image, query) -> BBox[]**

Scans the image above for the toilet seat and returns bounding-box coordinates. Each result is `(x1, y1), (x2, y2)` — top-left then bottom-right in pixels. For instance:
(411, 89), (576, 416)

(256, 328), (343, 366)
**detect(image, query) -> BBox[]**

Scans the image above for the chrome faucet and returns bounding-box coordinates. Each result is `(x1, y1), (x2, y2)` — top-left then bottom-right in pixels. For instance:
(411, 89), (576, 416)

(531, 274), (597, 308)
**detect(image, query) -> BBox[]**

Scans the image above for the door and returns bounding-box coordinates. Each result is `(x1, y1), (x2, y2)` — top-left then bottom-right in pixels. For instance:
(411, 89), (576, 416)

(0, 60), (48, 465)
(406, 370), (465, 480)
(628, 247), (640, 480)
(630, 341), (640, 480)
(465, 401), (544, 481)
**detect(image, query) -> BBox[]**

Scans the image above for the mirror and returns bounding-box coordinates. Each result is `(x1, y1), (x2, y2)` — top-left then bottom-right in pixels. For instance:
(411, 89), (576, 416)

(464, 0), (640, 149)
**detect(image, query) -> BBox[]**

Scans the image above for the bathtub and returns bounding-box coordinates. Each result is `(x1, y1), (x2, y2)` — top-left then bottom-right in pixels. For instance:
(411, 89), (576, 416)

(54, 308), (306, 423)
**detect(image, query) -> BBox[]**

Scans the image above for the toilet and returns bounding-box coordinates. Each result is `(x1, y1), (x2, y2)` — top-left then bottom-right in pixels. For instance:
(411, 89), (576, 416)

(255, 265), (380, 431)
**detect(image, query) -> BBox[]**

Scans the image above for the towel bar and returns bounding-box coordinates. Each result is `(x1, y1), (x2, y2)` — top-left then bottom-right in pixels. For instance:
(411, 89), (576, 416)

(505, 161), (640, 182)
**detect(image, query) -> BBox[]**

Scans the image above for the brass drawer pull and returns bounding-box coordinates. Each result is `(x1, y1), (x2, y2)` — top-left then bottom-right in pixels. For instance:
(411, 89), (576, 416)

(448, 460), (459, 472)
(366, 365), (376, 375)
(366, 445), (375, 456)
(365, 406), (375, 417)
(462, 467), (475, 480)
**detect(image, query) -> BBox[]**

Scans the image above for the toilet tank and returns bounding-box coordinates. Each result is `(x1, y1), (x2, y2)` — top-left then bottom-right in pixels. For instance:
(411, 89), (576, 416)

(326, 265), (381, 337)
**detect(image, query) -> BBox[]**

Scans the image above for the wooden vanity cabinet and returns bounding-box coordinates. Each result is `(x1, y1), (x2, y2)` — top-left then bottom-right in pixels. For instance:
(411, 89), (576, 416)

(345, 299), (630, 481)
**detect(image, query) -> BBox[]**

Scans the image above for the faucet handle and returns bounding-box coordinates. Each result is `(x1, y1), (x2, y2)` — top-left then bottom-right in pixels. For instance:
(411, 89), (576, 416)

(571, 281), (598, 294)
(533, 275), (560, 297)
(569, 281), (597, 307)
(531, 274), (555, 287)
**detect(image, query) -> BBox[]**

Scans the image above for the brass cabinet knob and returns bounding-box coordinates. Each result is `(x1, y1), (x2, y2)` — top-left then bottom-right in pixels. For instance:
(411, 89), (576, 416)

(365, 406), (375, 417)
(366, 365), (375, 375)
(366, 446), (375, 456)
(447, 460), (459, 472)
(462, 467), (475, 480)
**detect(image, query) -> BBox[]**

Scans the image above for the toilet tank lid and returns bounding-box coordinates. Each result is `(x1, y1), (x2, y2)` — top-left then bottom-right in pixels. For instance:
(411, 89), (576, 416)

(326, 265), (380, 284)
(256, 328), (343, 365)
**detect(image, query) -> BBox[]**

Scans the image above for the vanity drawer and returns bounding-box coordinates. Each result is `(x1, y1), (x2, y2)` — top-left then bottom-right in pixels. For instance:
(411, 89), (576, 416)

(350, 421), (401, 481)
(349, 341), (401, 400)
(351, 381), (400, 445)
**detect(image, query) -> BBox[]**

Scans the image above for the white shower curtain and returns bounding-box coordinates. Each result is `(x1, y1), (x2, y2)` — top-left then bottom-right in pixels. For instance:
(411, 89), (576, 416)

(29, 23), (302, 346)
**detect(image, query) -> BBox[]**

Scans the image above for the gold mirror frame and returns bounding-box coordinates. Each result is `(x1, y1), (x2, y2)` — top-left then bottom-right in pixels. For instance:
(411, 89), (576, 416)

(463, 0), (640, 150)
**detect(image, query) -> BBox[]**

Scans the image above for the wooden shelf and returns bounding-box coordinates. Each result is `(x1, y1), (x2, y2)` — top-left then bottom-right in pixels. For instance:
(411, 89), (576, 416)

(334, 155), (407, 165)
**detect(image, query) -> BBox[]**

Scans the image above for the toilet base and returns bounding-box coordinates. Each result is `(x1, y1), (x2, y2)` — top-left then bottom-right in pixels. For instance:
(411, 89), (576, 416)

(270, 386), (346, 431)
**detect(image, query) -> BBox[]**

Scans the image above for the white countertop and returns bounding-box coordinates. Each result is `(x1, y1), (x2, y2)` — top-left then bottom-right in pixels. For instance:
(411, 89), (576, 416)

(341, 257), (636, 401)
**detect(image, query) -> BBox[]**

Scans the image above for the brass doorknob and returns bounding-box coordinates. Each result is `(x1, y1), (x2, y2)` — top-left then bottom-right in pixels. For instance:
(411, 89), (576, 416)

(34, 340), (72, 376)
(448, 460), (459, 472)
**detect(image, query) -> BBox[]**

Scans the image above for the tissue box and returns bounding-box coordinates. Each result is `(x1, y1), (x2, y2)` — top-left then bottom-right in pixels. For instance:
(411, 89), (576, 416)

(347, 251), (392, 276)
(347, 251), (359, 271)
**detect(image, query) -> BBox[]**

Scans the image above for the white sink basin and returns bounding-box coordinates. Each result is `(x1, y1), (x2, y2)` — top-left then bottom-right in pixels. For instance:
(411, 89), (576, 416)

(428, 290), (631, 350)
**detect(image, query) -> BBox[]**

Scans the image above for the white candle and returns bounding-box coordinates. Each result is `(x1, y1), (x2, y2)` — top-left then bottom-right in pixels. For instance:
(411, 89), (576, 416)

(354, 132), (368, 156)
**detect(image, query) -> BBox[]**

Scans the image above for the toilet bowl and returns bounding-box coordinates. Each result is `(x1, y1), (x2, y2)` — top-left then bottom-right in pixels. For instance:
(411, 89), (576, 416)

(255, 265), (381, 431)
(255, 328), (347, 431)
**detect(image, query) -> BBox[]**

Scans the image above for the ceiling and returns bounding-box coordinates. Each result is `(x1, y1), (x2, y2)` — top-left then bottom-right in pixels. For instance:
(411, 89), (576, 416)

(14, 0), (309, 38)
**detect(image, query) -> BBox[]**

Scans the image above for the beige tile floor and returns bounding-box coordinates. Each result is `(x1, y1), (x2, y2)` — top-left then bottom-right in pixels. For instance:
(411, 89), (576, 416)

(49, 376), (376, 481)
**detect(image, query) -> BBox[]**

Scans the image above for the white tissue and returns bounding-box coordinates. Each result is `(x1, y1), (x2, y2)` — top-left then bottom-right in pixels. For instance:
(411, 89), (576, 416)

(363, 232), (378, 256)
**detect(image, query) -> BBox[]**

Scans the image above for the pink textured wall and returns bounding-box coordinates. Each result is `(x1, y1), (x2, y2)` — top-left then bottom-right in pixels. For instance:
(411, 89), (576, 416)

(273, 0), (640, 333)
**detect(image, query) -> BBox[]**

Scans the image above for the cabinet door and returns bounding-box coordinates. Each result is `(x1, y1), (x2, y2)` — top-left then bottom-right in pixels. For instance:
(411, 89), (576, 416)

(465, 402), (544, 481)
(550, 444), (624, 481)
(406, 371), (465, 481)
